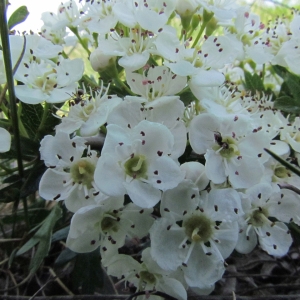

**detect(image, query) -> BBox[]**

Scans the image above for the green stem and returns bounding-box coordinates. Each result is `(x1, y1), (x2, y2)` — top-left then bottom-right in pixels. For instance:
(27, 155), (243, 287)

(191, 11), (214, 48)
(69, 27), (91, 56)
(0, 0), (24, 180)
(114, 76), (135, 96)
(34, 102), (51, 141)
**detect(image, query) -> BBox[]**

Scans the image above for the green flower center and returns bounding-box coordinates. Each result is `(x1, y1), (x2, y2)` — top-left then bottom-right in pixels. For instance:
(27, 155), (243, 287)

(139, 271), (156, 285)
(274, 166), (289, 179)
(249, 207), (269, 227)
(70, 158), (95, 188)
(124, 155), (147, 179)
(212, 136), (240, 159)
(183, 214), (213, 243)
(101, 213), (119, 233)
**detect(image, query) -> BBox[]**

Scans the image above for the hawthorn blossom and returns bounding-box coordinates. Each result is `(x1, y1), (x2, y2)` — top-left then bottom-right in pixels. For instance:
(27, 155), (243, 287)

(112, 0), (176, 33)
(56, 83), (122, 136)
(236, 183), (299, 257)
(39, 131), (102, 212)
(14, 58), (84, 104)
(125, 65), (187, 107)
(66, 201), (153, 253)
(106, 248), (187, 300)
(107, 98), (187, 158)
(150, 183), (242, 289)
(94, 120), (184, 208)
(189, 113), (269, 188)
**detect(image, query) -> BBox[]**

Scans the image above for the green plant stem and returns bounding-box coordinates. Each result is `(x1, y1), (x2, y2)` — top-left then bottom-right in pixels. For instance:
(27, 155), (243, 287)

(113, 76), (135, 96)
(191, 11), (213, 48)
(34, 102), (51, 141)
(69, 27), (91, 56)
(0, 0), (24, 180)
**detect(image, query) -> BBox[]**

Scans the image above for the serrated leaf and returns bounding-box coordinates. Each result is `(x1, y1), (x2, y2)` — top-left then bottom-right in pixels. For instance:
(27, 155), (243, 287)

(274, 96), (300, 113)
(52, 226), (70, 243)
(20, 103), (44, 140)
(179, 89), (196, 106)
(71, 248), (103, 294)
(16, 205), (62, 274)
(244, 71), (265, 94)
(8, 6), (29, 30)
(285, 73), (300, 101)
(55, 248), (77, 267)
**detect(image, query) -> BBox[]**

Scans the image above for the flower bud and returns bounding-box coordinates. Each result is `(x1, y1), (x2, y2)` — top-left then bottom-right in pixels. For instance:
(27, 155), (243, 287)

(90, 48), (116, 72)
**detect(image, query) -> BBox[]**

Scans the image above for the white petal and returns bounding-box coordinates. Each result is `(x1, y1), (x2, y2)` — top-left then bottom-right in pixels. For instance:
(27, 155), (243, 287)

(0, 128), (11, 152)
(150, 218), (186, 271)
(94, 154), (126, 196)
(124, 179), (161, 208)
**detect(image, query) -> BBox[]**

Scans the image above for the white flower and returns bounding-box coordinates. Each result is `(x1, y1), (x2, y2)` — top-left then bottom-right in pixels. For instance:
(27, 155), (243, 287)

(280, 117), (300, 153)
(113, 0), (176, 33)
(106, 248), (187, 300)
(150, 183), (242, 288)
(235, 183), (296, 257)
(94, 120), (184, 208)
(189, 113), (268, 188)
(0, 128), (11, 153)
(82, 0), (119, 35)
(180, 162), (209, 191)
(66, 201), (153, 254)
(14, 58), (84, 104)
(107, 98), (187, 158)
(56, 83), (122, 136)
(125, 65), (187, 107)
(39, 131), (102, 212)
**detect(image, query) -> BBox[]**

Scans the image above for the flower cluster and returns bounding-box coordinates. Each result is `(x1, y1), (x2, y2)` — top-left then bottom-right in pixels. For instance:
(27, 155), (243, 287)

(2, 0), (300, 298)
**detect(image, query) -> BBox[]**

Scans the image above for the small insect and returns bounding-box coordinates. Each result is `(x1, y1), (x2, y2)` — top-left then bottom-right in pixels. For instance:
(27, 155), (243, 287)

(214, 131), (229, 149)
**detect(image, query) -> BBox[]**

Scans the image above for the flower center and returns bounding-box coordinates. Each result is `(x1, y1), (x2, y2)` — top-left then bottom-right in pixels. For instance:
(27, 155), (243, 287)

(124, 155), (148, 179)
(139, 270), (156, 285)
(101, 213), (120, 233)
(212, 136), (240, 159)
(34, 71), (57, 94)
(273, 166), (289, 179)
(249, 207), (269, 227)
(70, 158), (96, 188)
(183, 214), (213, 243)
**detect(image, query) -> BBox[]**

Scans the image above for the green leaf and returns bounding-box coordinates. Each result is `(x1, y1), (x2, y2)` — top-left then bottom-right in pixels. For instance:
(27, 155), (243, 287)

(244, 71), (265, 94)
(20, 102), (44, 140)
(52, 226), (70, 243)
(274, 96), (300, 113)
(55, 248), (77, 267)
(8, 6), (29, 30)
(20, 162), (46, 198)
(16, 205), (62, 274)
(179, 89), (197, 106)
(71, 248), (103, 294)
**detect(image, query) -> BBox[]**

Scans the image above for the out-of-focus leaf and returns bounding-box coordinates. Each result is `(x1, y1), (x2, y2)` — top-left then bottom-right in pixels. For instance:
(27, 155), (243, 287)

(71, 248), (103, 294)
(20, 103), (44, 140)
(0, 136), (39, 161)
(272, 65), (300, 113)
(179, 89), (196, 106)
(8, 6), (29, 30)
(55, 248), (77, 267)
(244, 71), (265, 94)
(52, 226), (70, 243)
(16, 205), (62, 274)
(0, 180), (22, 203)
(274, 96), (300, 113)
(20, 161), (46, 198)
